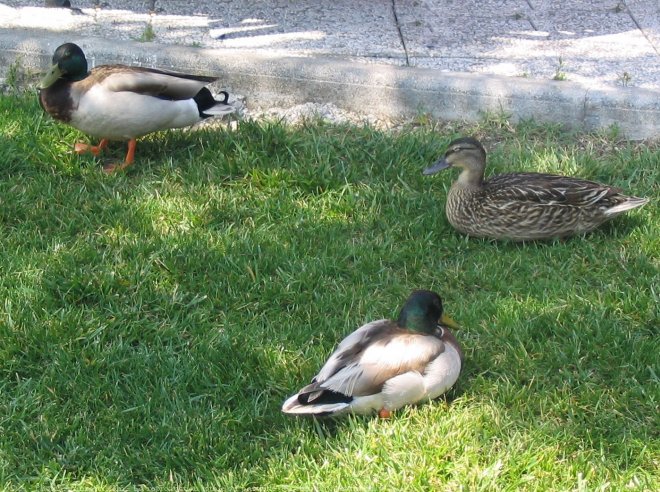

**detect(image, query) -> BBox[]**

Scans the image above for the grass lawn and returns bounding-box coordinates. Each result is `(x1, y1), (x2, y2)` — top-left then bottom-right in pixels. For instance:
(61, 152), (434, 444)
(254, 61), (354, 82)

(0, 91), (658, 491)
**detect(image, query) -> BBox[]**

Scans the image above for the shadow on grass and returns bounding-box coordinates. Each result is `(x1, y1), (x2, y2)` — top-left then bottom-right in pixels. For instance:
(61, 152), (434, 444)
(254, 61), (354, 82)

(0, 93), (657, 489)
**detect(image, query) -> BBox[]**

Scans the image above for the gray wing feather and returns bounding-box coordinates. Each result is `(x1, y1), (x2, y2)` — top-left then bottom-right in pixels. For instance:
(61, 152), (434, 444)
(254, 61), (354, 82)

(317, 326), (445, 397)
(314, 319), (392, 383)
(97, 66), (217, 99)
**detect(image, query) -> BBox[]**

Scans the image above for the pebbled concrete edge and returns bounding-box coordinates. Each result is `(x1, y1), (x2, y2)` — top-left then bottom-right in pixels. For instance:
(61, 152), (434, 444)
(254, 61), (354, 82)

(1, 31), (659, 139)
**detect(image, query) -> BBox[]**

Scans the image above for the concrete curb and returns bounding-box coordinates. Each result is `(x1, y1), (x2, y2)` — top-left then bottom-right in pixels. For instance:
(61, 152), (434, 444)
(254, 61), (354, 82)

(1, 31), (659, 139)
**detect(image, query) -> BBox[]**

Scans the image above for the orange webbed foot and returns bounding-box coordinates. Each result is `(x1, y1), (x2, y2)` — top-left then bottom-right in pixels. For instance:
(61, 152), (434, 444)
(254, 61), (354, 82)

(378, 408), (392, 419)
(101, 139), (137, 174)
(102, 160), (134, 174)
(74, 139), (109, 156)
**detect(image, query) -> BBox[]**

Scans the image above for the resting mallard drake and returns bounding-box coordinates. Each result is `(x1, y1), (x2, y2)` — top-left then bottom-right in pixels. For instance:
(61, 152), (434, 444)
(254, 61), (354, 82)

(282, 290), (463, 418)
(39, 42), (234, 172)
(423, 137), (649, 241)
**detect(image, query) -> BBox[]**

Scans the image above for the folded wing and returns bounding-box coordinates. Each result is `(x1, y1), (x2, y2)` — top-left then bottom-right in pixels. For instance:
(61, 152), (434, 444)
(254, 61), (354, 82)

(93, 65), (218, 100)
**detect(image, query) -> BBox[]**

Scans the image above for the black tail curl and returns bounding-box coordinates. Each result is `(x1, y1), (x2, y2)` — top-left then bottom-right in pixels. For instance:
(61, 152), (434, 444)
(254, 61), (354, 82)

(193, 88), (230, 117)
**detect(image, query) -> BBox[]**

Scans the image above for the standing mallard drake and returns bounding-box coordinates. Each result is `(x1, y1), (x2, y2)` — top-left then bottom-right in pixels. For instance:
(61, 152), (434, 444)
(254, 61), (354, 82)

(39, 42), (234, 172)
(282, 290), (463, 418)
(423, 137), (649, 241)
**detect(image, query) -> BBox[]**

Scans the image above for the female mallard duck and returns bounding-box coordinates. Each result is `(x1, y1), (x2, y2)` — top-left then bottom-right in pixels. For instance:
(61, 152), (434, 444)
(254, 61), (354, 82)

(282, 290), (463, 418)
(423, 137), (649, 241)
(39, 42), (234, 172)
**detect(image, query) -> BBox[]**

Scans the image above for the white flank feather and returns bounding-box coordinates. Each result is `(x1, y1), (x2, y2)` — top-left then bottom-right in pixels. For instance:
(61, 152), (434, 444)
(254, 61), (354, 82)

(71, 86), (202, 139)
(423, 345), (462, 399)
(381, 371), (426, 411)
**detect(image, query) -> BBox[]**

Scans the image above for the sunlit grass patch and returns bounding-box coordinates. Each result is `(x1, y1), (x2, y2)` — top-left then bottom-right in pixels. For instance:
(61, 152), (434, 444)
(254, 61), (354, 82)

(0, 92), (657, 490)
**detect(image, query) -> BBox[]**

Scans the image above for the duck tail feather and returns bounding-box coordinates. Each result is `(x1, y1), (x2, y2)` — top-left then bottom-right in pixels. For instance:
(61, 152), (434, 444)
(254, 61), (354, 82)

(195, 88), (235, 118)
(281, 398), (350, 416)
(281, 390), (352, 416)
(604, 197), (649, 216)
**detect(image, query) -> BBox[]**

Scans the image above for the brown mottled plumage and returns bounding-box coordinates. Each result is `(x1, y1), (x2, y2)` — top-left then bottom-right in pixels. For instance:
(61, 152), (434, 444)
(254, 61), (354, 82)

(423, 137), (649, 241)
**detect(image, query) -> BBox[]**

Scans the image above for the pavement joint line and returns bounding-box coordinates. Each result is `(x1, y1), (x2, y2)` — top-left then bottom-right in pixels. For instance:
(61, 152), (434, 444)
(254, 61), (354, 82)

(391, 0), (410, 67)
(0, 7), (658, 140)
(624, 1), (660, 56)
(524, 0), (538, 31)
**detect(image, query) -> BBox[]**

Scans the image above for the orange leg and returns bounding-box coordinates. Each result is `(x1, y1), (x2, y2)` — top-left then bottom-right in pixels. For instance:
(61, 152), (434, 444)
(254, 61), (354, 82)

(102, 139), (137, 174)
(74, 138), (109, 156)
(378, 408), (392, 419)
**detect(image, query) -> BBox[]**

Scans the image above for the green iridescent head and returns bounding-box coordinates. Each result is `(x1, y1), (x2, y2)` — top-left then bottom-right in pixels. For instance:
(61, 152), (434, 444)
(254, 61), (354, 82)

(39, 42), (88, 89)
(397, 290), (458, 334)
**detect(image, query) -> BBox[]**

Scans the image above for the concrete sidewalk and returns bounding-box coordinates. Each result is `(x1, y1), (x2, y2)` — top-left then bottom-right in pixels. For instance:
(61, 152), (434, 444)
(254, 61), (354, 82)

(0, 0), (659, 138)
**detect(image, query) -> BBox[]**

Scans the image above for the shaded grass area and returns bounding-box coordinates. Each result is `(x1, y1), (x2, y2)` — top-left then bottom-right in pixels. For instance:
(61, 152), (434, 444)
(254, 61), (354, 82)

(0, 92), (658, 490)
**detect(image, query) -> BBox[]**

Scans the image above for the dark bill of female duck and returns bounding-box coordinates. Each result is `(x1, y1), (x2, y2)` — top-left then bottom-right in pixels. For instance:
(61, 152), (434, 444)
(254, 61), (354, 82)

(281, 290), (463, 418)
(38, 42), (235, 173)
(422, 156), (451, 175)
